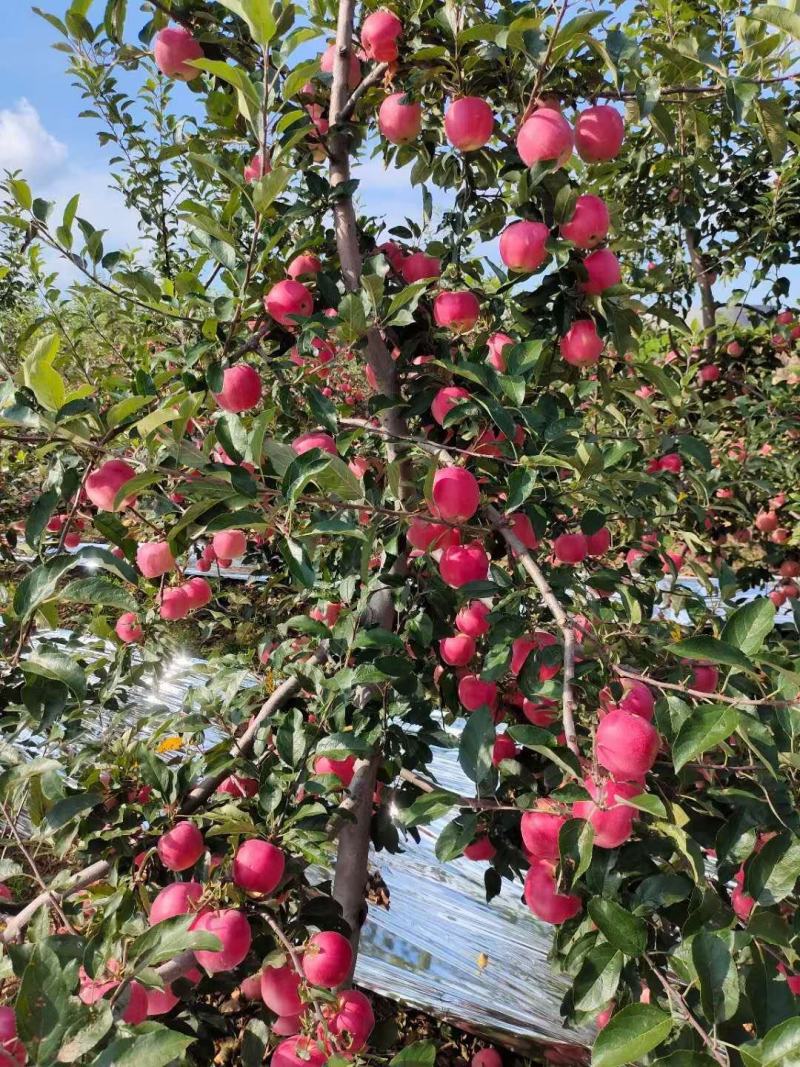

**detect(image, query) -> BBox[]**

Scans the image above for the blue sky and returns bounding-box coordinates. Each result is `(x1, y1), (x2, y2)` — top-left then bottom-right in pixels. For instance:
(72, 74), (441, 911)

(1, 2), (796, 310)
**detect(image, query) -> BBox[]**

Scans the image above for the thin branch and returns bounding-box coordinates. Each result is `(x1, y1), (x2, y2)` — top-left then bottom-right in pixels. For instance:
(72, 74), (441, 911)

(485, 506), (579, 758)
(521, 0), (571, 125)
(339, 62), (389, 122)
(0, 800), (74, 934)
(399, 768), (521, 811)
(614, 666), (799, 708)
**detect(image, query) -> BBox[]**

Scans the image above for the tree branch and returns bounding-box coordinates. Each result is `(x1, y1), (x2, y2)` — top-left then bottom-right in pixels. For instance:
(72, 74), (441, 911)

(339, 62), (389, 122)
(485, 506), (580, 758)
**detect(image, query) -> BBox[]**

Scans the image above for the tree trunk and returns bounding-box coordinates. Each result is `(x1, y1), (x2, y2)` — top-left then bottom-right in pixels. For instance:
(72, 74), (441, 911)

(326, 0), (411, 972)
(685, 226), (716, 357)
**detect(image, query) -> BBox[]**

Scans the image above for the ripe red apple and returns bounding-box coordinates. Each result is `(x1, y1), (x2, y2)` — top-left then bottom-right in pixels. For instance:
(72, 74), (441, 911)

(458, 674), (498, 712)
(287, 253), (322, 279)
(378, 92), (422, 144)
(303, 931), (353, 987)
(560, 320), (603, 366)
(499, 220), (550, 273)
(521, 698), (558, 726)
(361, 8), (403, 61)
(585, 526), (611, 557)
(261, 965), (304, 1015)
(472, 1049), (502, 1067)
(212, 529), (247, 559)
(439, 633), (477, 666)
(137, 541), (175, 579)
(432, 386), (471, 426)
(273, 1037), (327, 1067)
(149, 881), (203, 925)
(444, 96), (494, 151)
(401, 251), (441, 284)
(776, 309), (794, 325)
(159, 586), (191, 621)
(574, 105), (624, 162)
(154, 25), (204, 81)
(560, 194), (609, 248)
(244, 151), (271, 182)
(553, 532), (588, 564)
(698, 364), (720, 383)
(320, 44), (360, 88)
(407, 519), (456, 552)
(85, 459), (137, 511)
(464, 835), (496, 860)
(439, 542), (490, 587)
(213, 363), (263, 412)
(486, 332), (514, 371)
(456, 601), (490, 637)
(581, 248), (621, 295)
(115, 612), (143, 644)
(492, 734), (518, 765)
(511, 632), (559, 680)
(433, 291), (480, 332)
(431, 466), (480, 521)
(524, 860), (582, 924)
(321, 988), (375, 1053)
(183, 576), (212, 611)
(193, 909), (252, 973)
(596, 709), (659, 779)
(265, 280), (313, 327)
(292, 431), (337, 455)
(157, 822), (204, 871)
(0, 1005), (25, 1067)
(521, 807), (566, 862)
(516, 108), (573, 167)
(572, 777), (638, 848)
(145, 983), (180, 1016)
(619, 679), (655, 721)
(233, 839), (286, 895)
(217, 774), (258, 798)
(755, 511), (778, 533)
(691, 663), (719, 693)
(779, 560), (800, 579)
(507, 512), (539, 551)
(313, 755), (356, 787)
(726, 340), (743, 357)
(731, 866), (754, 922)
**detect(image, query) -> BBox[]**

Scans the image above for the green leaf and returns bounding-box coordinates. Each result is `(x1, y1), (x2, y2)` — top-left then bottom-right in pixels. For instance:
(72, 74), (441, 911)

(216, 0), (277, 45)
(88, 1026), (194, 1067)
(749, 5), (800, 41)
(17, 940), (71, 1062)
(22, 651), (86, 699)
(434, 814), (478, 862)
(667, 637), (755, 675)
(44, 792), (101, 831)
(252, 165), (292, 212)
(129, 914), (222, 968)
(741, 1017), (800, 1067)
(746, 832), (800, 906)
(672, 704), (739, 772)
(22, 332), (65, 411)
(60, 577), (137, 612)
(458, 706), (495, 785)
(588, 898), (647, 957)
(26, 489), (59, 549)
(10, 178), (33, 210)
(591, 1004), (672, 1067)
(279, 537), (316, 588)
(721, 599), (775, 657)
(389, 1040), (437, 1067)
(573, 943), (623, 1012)
(692, 930), (740, 1022)
(399, 788), (456, 827)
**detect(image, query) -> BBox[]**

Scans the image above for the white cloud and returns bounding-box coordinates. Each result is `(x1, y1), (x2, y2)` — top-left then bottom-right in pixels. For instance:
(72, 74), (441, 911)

(0, 99), (67, 181)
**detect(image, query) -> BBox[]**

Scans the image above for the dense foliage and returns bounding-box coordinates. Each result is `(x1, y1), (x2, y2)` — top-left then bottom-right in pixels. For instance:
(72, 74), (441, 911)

(1, 0), (800, 1065)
